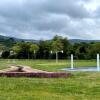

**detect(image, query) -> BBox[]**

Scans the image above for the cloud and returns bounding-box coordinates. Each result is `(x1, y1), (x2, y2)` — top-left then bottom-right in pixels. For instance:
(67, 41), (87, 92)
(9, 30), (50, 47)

(0, 0), (99, 40)
(43, 0), (90, 18)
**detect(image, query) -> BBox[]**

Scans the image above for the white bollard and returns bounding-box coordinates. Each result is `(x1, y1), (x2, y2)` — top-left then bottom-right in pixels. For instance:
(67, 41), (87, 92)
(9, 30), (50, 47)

(71, 54), (74, 69)
(97, 54), (100, 71)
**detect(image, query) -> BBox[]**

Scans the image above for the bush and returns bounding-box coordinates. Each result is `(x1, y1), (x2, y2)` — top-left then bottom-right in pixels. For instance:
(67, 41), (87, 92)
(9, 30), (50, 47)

(0, 72), (72, 78)
(2, 51), (10, 58)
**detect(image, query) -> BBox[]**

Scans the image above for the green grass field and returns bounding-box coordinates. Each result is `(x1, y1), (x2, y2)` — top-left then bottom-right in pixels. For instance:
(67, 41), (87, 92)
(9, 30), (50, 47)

(0, 59), (100, 100)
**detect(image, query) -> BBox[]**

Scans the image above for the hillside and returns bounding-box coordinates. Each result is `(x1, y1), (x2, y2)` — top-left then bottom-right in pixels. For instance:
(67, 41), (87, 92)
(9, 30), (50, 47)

(69, 39), (100, 44)
(0, 35), (100, 47)
(0, 35), (16, 47)
(0, 35), (38, 47)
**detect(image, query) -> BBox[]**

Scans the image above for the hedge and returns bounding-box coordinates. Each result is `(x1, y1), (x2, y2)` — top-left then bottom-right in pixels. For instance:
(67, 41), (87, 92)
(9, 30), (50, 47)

(0, 72), (72, 78)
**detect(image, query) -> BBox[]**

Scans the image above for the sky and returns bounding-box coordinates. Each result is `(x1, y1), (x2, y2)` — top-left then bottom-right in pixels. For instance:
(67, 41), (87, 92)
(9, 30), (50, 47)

(0, 0), (100, 40)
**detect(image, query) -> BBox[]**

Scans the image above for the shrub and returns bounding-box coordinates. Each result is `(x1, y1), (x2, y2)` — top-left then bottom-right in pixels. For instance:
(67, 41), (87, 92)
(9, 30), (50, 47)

(0, 72), (72, 78)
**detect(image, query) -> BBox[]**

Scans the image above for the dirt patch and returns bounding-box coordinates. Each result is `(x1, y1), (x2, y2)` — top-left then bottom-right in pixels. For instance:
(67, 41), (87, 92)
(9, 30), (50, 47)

(0, 65), (48, 73)
(0, 65), (72, 78)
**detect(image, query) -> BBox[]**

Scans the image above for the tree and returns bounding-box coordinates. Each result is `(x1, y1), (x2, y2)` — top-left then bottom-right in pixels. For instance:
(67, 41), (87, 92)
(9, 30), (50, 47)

(2, 51), (10, 59)
(51, 35), (64, 62)
(51, 35), (63, 52)
(11, 42), (31, 59)
(87, 42), (100, 59)
(61, 37), (71, 58)
(74, 42), (90, 59)
(30, 44), (39, 59)
(38, 40), (51, 59)
(0, 44), (6, 57)
(0, 44), (5, 51)
(12, 45), (21, 54)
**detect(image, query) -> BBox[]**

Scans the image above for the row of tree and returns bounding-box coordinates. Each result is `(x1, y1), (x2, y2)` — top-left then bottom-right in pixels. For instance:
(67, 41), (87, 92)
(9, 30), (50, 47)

(0, 35), (100, 59)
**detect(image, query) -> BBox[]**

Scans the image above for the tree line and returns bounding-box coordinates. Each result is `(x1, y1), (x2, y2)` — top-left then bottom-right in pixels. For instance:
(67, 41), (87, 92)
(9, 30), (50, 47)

(0, 35), (100, 59)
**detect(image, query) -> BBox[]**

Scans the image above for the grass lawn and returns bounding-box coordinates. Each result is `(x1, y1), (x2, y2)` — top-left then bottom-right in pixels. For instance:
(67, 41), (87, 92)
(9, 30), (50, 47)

(0, 59), (100, 100)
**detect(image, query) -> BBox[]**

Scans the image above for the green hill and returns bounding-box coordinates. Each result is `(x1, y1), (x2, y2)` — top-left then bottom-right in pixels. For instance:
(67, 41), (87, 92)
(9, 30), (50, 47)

(0, 35), (16, 47)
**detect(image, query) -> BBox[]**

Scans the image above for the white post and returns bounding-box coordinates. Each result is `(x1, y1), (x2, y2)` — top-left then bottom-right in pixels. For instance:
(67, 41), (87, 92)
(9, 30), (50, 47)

(56, 51), (58, 63)
(71, 54), (74, 69)
(97, 54), (100, 71)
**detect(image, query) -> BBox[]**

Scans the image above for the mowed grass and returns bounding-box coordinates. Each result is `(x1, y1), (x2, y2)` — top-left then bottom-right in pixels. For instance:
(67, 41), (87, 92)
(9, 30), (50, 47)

(0, 59), (100, 100)
(5, 59), (97, 72)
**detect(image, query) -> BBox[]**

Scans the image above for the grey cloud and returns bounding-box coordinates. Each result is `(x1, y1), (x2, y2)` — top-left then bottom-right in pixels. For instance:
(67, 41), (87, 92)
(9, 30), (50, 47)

(93, 6), (100, 18)
(43, 0), (90, 18)
(0, 0), (99, 40)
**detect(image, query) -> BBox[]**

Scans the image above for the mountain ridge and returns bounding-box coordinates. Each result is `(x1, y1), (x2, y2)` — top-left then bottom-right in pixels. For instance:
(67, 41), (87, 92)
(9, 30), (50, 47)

(0, 35), (100, 44)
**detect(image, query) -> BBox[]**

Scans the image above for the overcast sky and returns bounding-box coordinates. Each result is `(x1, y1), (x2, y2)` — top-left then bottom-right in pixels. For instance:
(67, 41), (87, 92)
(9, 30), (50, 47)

(0, 0), (100, 40)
